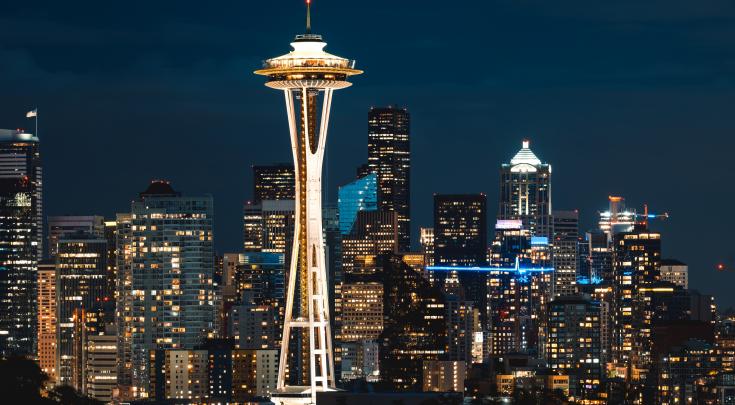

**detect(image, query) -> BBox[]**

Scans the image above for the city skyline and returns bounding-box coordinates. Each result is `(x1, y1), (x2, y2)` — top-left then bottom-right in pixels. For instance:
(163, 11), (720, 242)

(1, 1), (733, 308)
(2, 1), (735, 403)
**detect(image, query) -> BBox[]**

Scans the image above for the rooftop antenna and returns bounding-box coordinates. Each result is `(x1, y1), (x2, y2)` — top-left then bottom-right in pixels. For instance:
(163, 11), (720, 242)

(306, 0), (312, 33)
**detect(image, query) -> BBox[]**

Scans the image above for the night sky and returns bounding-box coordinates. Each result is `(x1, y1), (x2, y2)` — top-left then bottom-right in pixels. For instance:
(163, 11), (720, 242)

(1, 1), (734, 305)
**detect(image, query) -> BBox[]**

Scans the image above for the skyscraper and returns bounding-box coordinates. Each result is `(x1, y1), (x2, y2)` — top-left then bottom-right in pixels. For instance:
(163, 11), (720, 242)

(252, 164), (296, 204)
(433, 194), (488, 267)
(55, 231), (108, 387)
(552, 210), (579, 297)
(0, 128), (42, 357)
(368, 106), (410, 250)
(47, 215), (105, 258)
(37, 260), (57, 382)
(547, 295), (602, 400)
(116, 181), (215, 396)
(499, 140), (551, 238)
(243, 200), (295, 254)
(660, 259), (688, 289)
(337, 172), (377, 236)
(433, 194), (488, 323)
(341, 210), (398, 275)
(612, 223), (661, 371)
(254, 3), (362, 401)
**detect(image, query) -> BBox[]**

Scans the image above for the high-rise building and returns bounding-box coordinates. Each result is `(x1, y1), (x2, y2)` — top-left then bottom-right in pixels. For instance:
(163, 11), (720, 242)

(547, 296), (602, 400)
(368, 106), (410, 250)
(84, 321), (118, 402)
(433, 194), (488, 267)
(254, 7), (362, 401)
(378, 253), (447, 391)
(552, 210), (579, 297)
(660, 259), (688, 289)
(337, 172), (377, 236)
(585, 230), (613, 282)
(47, 215), (105, 258)
(0, 128), (42, 357)
(252, 164), (295, 204)
(55, 232), (108, 387)
(116, 181), (215, 396)
(243, 200), (295, 254)
(422, 360), (466, 393)
(37, 260), (57, 382)
(419, 227), (435, 267)
(341, 210), (398, 275)
(612, 223), (661, 371)
(499, 140), (551, 238)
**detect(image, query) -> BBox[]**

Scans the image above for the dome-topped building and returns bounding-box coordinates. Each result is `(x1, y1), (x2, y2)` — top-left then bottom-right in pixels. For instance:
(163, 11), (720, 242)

(499, 139), (552, 238)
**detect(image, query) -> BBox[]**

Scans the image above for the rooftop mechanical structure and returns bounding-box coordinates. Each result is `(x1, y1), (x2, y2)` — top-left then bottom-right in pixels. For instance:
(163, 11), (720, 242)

(254, 2), (362, 404)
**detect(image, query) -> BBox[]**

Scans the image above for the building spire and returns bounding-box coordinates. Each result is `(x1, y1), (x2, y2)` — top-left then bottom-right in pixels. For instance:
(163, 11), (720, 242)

(306, 0), (312, 33)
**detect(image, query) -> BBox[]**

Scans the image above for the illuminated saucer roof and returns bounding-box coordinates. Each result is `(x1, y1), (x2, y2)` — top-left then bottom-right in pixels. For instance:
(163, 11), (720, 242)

(253, 1), (362, 80)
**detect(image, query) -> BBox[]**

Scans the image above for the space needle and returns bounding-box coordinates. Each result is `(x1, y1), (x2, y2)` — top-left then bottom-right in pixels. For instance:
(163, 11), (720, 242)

(254, 1), (362, 403)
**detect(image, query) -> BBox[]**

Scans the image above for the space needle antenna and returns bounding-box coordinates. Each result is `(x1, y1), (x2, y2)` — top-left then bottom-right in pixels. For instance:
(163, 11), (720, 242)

(306, 0), (311, 33)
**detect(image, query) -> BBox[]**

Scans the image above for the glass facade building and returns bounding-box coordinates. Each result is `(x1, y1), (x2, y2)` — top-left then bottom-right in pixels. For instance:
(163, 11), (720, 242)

(337, 173), (377, 236)
(0, 129), (42, 357)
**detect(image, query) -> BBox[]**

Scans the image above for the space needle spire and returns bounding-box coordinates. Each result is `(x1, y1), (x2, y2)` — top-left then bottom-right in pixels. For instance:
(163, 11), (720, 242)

(254, 1), (362, 403)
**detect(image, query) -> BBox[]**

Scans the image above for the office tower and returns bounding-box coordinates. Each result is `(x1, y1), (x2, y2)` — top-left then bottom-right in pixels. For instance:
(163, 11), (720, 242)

(433, 194), (488, 267)
(252, 164), (295, 203)
(116, 181), (215, 396)
(420, 227), (435, 267)
(612, 223), (661, 372)
(422, 360), (466, 393)
(48, 215), (105, 258)
(337, 172), (377, 236)
(585, 230), (613, 282)
(485, 267), (553, 357)
(84, 322), (117, 402)
(444, 293), (474, 364)
(367, 106), (410, 250)
(150, 342), (278, 403)
(378, 254), (447, 391)
(547, 296), (602, 400)
(232, 349), (279, 401)
(433, 194), (488, 328)
(654, 339), (720, 404)
(499, 140), (551, 238)
(339, 282), (383, 342)
(230, 303), (279, 350)
(37, 260), (57, 382)
(552, 210), (579, 297)
(234, 252), (285, 309)
(254, 6), (362, 401)
(341, 210), (398, 275)
(55, 232), (108, 387)
(0, 128), (42, 357)
(103, 220), (118, 299)
(339, 340), (379, 382)
(150, 349), (209, 401)
(243, 200), (295, 254)
(660, 259), (688, 289)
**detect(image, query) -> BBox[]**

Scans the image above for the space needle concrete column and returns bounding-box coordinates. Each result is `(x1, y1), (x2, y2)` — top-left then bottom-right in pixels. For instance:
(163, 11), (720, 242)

(254, 1), (362, 403)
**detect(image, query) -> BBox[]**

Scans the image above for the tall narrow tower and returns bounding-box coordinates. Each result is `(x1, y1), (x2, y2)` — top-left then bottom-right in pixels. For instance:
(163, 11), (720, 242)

(255, 2), (362, 403)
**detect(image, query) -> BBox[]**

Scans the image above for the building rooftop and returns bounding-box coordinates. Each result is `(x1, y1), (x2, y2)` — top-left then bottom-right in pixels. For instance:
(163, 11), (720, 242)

(510, 140), (543, 167)
(139, 180), (180, 197)
(0, 128), (38, 142)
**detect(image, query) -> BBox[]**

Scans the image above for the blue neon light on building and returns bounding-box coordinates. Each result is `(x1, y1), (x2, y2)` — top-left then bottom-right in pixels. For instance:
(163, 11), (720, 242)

(338, 173), (377, 235)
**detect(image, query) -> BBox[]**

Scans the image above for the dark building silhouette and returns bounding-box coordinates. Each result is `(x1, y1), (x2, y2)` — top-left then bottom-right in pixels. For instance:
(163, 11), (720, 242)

(368, 106), (410, 250)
